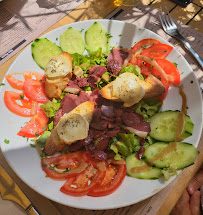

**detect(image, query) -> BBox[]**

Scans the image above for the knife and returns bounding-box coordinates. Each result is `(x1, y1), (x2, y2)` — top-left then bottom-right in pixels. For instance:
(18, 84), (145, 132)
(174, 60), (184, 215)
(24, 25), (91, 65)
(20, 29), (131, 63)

(0, 164), (40, 215)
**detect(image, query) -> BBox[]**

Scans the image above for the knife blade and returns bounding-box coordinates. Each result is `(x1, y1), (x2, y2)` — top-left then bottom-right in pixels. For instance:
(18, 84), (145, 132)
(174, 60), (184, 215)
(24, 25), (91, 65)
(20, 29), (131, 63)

(0, 164), (40, 215)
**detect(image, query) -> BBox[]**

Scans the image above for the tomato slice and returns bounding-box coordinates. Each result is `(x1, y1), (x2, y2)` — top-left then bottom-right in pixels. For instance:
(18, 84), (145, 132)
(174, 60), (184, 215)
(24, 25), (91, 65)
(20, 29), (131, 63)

(132, 38), (161, 54)
(23, 71), (44, 81)
(17, 107), (48, 137)
(4, 91), (34, 117)
(155, 59), (180, 85)
(88, 162), (126, 197)
(6, 74), (24, 90)
(60, 160), (106, 196)
(41, 151), (91, 180)
(140, 44), (173, 59)
(6, 71), (44, 90)
(23, 78), (48, 103)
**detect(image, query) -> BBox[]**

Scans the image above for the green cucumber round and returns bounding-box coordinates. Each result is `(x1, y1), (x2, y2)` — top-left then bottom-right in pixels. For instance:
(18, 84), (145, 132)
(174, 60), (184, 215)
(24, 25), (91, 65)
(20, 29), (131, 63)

(126, 154), (162, 179)
(85, 22), (110, 53)
(60, 27), (85, 55)
(143, 142), (199, 169)
(31, 38), (62, 69)
(149, 111), (194, 142)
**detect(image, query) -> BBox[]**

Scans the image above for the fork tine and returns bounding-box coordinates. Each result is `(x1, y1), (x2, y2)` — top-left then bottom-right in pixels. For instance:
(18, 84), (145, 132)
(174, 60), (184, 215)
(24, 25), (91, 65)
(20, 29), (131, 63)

(165, 7), (177, 28)
(159, 13), (167, 31)
(162, 12), (170, 29)
(159, 10), (169, 30)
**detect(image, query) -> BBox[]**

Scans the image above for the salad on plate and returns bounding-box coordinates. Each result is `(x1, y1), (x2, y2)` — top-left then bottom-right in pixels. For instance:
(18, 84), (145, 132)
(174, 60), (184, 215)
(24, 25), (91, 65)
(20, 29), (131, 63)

(3, 21), (199, 198)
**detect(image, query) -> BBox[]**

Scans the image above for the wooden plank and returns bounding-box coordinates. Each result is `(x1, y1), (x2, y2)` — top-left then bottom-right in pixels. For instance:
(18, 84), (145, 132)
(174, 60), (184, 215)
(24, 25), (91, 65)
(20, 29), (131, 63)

(150, 0), (177, 11)
(170, 3), (201, 25)
(188, 9), (203, 33)
(193, 0), (203, 6)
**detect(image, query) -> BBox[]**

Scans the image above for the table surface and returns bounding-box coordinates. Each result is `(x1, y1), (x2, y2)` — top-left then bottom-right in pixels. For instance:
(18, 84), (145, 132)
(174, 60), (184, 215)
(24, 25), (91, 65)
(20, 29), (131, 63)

(0, 0), (202, 215)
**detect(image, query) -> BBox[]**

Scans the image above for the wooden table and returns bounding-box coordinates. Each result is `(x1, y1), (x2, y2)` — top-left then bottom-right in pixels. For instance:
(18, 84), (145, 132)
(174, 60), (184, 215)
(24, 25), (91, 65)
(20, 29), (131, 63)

(0, 0), (202, 214)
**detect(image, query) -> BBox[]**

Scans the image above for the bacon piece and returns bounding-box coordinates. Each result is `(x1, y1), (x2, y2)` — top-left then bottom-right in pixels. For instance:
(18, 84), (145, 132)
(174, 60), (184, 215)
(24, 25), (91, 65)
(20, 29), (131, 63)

(89, 65), (107, 77)
(89, 89), (102, 106)
(107, 48), (133, 75)
(86, 144), (108, 161)
(122, 112), (144, 127)
(76, 77), (89, 88)
(107, 59), (122, 76)
(78, 91), (90, 103)
(101, 105), (115, 118)
(88, 74), (98, 88)
(90, 120), (108, 130)
(61, 94), (78, 115)
(95, 135), (110, 151)
(92, 108), (101, 123)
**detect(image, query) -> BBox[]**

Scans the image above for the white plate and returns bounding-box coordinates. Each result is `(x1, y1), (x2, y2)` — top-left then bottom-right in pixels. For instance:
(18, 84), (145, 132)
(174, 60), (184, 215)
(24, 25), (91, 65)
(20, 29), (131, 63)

(0, 19), (202, 210)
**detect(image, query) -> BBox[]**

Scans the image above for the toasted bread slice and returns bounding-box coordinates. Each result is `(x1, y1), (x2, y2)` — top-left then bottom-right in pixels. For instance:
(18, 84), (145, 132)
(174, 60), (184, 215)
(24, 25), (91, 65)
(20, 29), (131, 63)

(73, 66), (83, 78)
(57, 101), (94, 144)
(45, 73), (72, 99)
(57, 113), (89, 144)
(101, 72), (145, 107)
(44, 128), (65, 155)
(44, 52), (72, 99)
(69, 101), (94, 123)
(45, 52), (72, 79)
(44, 101), (94, 155)
(101, 73), (165, 106)
(139, 75), (165, 99)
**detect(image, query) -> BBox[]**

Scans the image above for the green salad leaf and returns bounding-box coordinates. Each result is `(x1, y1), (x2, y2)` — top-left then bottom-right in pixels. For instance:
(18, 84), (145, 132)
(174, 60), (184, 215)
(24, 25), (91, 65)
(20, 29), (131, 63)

(41, 99), (60, 118)
(161, 166), (177, 181)
(110, 133), (155, 160)
(134, 97), (162, 120)
(120, 65), (144, 80)
(71, 48), (108, 73)
(36, 131), (51, 148)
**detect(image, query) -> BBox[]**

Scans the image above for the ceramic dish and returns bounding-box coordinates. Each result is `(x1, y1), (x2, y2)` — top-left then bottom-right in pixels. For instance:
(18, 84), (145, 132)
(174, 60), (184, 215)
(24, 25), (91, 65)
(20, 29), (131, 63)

(0, 19), (202, 210)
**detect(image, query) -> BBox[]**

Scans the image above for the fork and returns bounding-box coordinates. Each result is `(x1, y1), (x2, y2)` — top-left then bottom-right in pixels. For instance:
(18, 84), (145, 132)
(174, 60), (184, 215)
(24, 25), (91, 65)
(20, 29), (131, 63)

(159, 10), (203, 69)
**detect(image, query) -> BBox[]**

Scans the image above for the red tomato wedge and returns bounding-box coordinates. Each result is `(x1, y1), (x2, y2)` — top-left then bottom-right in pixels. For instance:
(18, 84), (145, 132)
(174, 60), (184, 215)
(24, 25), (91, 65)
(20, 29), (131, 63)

(41, 151), (91, 180)
(88, 162), (126, 197)
(60, 161), (106, 197)
(132, 38), (161, 54)
(17, 107), (48, 137)
(4, 91), (34, 117)
(6, 74), (24, 90)
(23, 78), (48, 103)
(140, 44), (173, 59)
(23, 71), (44, 81)
(155, 59), (180, 85)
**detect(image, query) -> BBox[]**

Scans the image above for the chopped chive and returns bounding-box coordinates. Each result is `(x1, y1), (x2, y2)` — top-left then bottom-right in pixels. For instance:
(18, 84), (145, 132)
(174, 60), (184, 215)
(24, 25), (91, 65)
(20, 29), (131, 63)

(4, 139), (9, 144)
(20, 95), (24, 99)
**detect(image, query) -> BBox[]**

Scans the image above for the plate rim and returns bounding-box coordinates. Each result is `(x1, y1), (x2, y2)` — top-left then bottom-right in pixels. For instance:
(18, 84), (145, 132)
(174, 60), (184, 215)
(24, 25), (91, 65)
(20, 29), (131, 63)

(0, 19), (202, 210)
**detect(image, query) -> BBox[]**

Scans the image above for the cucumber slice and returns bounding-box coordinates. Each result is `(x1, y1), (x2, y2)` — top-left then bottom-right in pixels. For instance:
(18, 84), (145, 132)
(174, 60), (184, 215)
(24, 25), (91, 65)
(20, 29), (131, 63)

(143, 142), (199, 169)
(85, 22), (110, 53)
(126, 154), (162, 179)
(149, 111), (194, 142)
(60, 27), (85, 55)
(31, 38), (62, 69)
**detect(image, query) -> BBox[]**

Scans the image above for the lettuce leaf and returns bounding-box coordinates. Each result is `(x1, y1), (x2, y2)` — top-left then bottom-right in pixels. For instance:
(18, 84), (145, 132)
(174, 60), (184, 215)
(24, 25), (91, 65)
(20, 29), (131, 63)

(36, 131), (51, 148)
(41, 99), (60, 118)
(134, 97), (162, 120)
(110, 133), (155, 160)
(71, 48), (108, 73)
(110, 133), (141, 159)
(120, 65), (144, 80)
